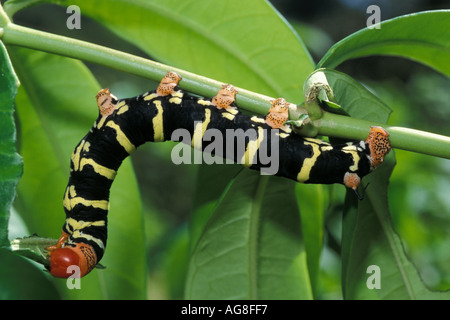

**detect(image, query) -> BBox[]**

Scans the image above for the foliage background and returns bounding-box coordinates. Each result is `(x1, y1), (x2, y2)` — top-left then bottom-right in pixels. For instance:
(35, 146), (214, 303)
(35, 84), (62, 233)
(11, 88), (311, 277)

(1, 0), (449, 299)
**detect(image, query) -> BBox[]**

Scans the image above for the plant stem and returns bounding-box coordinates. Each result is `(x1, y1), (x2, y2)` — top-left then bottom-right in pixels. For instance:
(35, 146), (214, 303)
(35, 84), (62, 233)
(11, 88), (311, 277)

(315, 112), (450, 159)
(2, 21), (450, 159)
(2, 23), (273, 115)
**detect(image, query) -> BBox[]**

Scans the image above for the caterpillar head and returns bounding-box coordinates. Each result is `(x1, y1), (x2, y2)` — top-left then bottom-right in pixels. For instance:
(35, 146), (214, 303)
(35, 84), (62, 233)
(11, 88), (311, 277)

(48, 243), (97, 278)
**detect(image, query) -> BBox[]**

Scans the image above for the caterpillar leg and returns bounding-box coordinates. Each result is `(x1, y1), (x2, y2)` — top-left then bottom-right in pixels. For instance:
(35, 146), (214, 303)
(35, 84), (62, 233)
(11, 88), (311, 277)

(211, 84), (238, 109)
(366, 126), (391, 169)
(157, 71), (182, 96)
(96, 88), (118, 117)
(344, 172), (369, 200)
(46, 232), (97, 278)
(46, 231), (70, 251)
(265, 98), (291, 132)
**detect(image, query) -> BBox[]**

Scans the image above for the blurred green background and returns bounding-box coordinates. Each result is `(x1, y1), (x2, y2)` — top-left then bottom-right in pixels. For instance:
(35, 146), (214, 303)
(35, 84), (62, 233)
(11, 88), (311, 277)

(7, 0), (449, 299)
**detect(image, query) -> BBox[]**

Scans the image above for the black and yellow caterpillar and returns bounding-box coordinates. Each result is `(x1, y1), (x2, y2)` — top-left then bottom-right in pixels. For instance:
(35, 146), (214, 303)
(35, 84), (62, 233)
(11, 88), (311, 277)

(46, 72), (391, 278)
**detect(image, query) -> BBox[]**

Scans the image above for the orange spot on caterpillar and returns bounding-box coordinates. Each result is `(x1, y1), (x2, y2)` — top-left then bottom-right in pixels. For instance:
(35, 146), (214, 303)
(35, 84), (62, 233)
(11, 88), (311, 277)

(157, 71), (182, 96)
(211, 84), (238, 109)
(96, 88), (118, 117)
(365, 126), (391, 169)
(265, 98), (290, 129)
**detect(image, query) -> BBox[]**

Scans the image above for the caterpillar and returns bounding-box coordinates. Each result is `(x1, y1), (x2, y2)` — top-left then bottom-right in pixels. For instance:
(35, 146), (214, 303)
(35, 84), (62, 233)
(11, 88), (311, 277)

(45, 71), (391, 278)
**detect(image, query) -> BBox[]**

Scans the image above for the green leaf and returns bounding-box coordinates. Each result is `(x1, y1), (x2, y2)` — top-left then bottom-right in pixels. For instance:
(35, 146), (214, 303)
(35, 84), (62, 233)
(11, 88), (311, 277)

(317, 10), (450, 77)
(0, 41), (22, 248)
(54, 0), (314, 102)
(342, 153), (450, 299)
(0, 248), (60, 299)
(10, 235), (56, 267)
(9, 47), (146, 299)
(295, 183), (328, 297)
(189, 163), (243, 253)
(185, 170), (312, 300)
(316, 66), (450, 299)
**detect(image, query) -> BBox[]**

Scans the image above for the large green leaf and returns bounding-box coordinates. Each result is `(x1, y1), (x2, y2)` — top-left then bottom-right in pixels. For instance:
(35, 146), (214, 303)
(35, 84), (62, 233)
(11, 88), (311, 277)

(309, 68), (450, 299)
(9, 47), (146, 299)
(53, 0), (314, 102)
(295, 183), (328, 296)
(188, 163), (243, 254)
(0, 248), (60, 299)
(317, 10), (450, 77)
(342, 153), (449, 299)
(185, 170), (312, 300)
(0, 41), (22, 248)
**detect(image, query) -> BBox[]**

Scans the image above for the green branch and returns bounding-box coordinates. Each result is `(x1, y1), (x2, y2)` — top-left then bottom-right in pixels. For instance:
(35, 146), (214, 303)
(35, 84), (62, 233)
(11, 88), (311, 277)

(1, 17), (450, 159)
(315, 113), (450, 159)
(2, 23), (273, 116)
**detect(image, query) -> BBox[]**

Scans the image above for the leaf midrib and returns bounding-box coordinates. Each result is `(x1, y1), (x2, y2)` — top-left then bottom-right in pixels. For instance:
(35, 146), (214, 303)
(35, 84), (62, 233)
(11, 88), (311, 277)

(366, 188), (415, 299)
(248, 175), (269, 300)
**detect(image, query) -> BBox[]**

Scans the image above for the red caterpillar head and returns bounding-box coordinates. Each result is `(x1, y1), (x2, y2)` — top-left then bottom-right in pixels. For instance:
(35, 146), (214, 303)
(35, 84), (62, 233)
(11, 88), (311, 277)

(48, 243), (97, 278)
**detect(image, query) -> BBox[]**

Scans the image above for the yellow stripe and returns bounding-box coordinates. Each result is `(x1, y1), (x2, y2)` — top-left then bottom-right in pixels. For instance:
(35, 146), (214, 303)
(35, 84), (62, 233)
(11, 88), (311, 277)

(71, 141), (84, 171)
(240, 126), (264, 167)
(171, 91), (184, 98)
(191, 109), (211, 149)
(169, 91), (183, 104)
(64, 197), (109, 211)
(63, 188), (71, 210)
(297, 141), (321, 182)
(144, 93), (158, 101)
(152, 100), (165, 142)
(69, 185), (77, 197)
(169, 97), (182, 104)
(342, 146), (360, 171)
(106, 121), (136, 153)
(70, 231), (105, 249)
(222, 112), (235, 121)
(117, 103), (129, 115)
(79, 158), (117, 180)
(276, 132), (290, 139)
(97, 116), (107, 129)
(66, 217), (106, 231)
(250, 116), (265, 124)
(82, 142), (90, 152)
(198, 99), (212, 106)
(227, 108), (239, 115)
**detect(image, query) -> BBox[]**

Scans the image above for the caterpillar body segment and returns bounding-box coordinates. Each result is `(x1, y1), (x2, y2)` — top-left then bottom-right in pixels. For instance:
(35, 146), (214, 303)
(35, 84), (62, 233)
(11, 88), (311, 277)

(48, 72), (391, 278)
